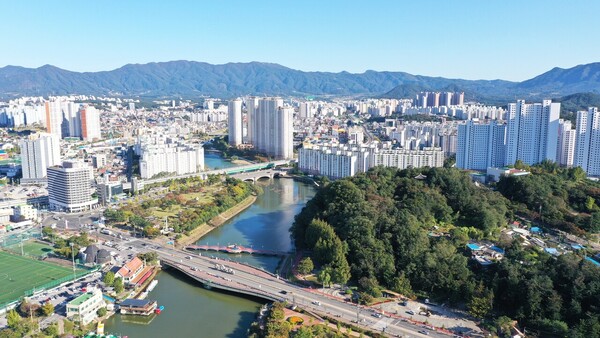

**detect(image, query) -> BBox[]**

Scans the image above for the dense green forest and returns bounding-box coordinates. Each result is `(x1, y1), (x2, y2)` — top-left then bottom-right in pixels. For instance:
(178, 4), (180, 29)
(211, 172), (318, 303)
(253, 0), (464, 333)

(292, 166), (600, 337)
(496, 160), (600, 235)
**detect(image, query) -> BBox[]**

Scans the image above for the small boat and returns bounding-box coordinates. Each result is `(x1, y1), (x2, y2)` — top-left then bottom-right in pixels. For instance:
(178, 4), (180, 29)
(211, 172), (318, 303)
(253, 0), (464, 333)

(155, 305), (165, 314)
(227, 244), (242, 253)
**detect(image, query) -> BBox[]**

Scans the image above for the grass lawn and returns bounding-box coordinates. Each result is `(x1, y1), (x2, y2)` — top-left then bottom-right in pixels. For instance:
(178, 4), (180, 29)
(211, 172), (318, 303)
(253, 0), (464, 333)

(0, 251), (77, 305)
(5, 240), (54, 258)
(149, 185), (220, 219)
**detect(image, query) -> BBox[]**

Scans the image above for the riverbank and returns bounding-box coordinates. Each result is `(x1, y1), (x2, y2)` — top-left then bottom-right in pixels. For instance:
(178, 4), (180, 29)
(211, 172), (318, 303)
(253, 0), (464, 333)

(176, 194), (257, 248)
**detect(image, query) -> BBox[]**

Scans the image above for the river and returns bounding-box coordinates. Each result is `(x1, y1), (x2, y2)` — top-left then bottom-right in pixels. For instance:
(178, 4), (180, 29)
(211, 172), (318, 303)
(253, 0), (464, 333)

(105, 155), (316, 337)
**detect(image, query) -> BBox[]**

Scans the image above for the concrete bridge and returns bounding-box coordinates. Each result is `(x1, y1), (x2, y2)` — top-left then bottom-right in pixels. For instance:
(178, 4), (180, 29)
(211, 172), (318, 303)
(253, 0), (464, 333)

(144, 160), (291, 185)
(129, 239), (452, 338)
(161, 258), (282, 302)
(230, 169), (287, 183)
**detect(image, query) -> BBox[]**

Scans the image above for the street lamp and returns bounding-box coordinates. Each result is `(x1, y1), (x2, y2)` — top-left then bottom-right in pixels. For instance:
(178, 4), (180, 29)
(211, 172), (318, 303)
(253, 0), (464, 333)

(70, 243), (76, 280)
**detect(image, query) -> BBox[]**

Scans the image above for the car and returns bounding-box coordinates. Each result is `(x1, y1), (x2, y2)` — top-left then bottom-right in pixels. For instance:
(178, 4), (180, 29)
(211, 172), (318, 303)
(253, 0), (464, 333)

(406, 310), (415, 315)
(372, 313), (383, 318)
(418, 330), (430, 335)
(279, 290), (288, 295)
(186, 256), (192, 259)
(312, 301), (321, 306)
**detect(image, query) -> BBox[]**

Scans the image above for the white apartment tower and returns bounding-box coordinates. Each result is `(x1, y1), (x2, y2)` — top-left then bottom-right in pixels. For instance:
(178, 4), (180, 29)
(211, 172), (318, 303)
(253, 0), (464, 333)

(557, 119), (576, 167)
(505, 100), (560, 166)
(245, 97), (259, 144)
(575, 107), (600, 176)
(45, 100), (64, 138)
(456, 120), (506, 170)
(228, 99), (243, 146)
(47, 161), (97, 212)
(252, 98), (294, 159)
(20, 132), (61, 183)
(80, 105), (101, 141)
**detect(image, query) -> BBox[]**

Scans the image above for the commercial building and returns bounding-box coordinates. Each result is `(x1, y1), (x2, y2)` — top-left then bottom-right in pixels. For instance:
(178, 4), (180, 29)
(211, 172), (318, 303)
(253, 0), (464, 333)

(228, 98), (243, 146)
(456, 120), (506, 170)
(66, 289), (104, 325)
(13, 204), (37, 222)
(47, 161), (97, 212)
(575, 107), (600, 176)
(116, 257), (145, 285)
(505, 100), (560, 166)
(119, 299), (157, 316)
(20, 132), (61, 184)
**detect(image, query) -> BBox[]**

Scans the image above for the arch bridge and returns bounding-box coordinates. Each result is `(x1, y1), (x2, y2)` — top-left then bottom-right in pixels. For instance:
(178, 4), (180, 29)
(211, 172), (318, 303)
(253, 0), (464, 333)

(230, 170), (286, 183)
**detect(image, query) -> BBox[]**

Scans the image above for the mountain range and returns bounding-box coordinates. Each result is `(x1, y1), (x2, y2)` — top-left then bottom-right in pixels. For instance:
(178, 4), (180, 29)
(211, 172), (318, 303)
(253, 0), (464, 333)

(1, 61), (600, 103)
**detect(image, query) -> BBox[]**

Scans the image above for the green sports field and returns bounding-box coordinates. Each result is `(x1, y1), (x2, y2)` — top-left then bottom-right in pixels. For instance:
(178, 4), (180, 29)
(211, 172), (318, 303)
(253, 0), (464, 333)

(0, 251), (75, 305)
(4, 240), (54, 258)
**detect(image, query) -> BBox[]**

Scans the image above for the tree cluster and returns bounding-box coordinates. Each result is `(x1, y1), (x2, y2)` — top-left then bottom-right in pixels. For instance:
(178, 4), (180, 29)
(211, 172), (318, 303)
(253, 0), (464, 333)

(497, 160), (600, 235)
(292, 166), (600, 336)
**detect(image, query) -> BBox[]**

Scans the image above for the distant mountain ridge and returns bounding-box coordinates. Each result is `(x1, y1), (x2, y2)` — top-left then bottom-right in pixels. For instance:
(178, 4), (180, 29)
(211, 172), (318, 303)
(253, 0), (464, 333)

(1, 60), (600, 101)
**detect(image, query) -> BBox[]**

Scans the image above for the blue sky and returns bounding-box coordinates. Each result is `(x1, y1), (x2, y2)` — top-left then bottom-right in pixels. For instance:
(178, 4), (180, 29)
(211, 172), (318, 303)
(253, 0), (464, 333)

(1, 0), (598, 81)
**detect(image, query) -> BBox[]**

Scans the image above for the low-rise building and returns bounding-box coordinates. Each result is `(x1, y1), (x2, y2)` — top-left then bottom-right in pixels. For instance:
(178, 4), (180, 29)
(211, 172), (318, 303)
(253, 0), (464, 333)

(66, 289), (104, 325)
(116, 257), (145, 285)
(486, 167), (530, 182)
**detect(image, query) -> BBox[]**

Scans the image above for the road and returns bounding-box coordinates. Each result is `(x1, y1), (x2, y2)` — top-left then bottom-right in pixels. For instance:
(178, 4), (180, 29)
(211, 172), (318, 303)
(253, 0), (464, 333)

(129, 238), (449, 338)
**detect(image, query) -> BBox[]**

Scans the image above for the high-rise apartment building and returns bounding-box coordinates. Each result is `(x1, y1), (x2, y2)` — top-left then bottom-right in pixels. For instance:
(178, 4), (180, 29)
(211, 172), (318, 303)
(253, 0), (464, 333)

(505, 100), (560, 166)
(136, 134), (205, 179)
(228, 99), (243, 146)
(416, 92), (464, 108)
(245, 97), (258, 144)
(45, 100), (64, 138)
(557, 119), (576, 167)
(20, 132), (61, 183)
(299, 143), (443, 179)
(456, 120), (506, 170)
(250, 98), (293, 159)
(47, 160), (97, 212)
(574, 107), (600, 176)
(80, 105), (101, 141)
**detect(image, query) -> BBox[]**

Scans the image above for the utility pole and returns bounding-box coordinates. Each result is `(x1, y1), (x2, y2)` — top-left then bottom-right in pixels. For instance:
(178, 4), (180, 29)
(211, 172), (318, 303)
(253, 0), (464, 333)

(70, 243), (76, 280)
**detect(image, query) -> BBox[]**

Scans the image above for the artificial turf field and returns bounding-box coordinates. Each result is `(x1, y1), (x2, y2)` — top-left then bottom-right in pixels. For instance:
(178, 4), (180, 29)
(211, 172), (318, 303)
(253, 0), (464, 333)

(4, 240), (54, 258)
(0, 251), (74, 305)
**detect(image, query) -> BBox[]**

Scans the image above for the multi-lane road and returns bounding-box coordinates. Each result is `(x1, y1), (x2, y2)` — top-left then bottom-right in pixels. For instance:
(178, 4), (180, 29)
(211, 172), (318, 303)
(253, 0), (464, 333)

(129, 238), (450, 338)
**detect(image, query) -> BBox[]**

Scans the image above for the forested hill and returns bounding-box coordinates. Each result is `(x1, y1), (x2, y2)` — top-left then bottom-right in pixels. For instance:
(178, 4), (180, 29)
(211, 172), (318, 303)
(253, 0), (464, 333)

(292, 166), (600, 337)
(2, 61), (600, 99)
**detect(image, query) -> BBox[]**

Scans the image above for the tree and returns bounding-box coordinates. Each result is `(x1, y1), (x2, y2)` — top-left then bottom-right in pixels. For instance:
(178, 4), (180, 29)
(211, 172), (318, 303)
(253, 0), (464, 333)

(97, 307), (107, 317)
(40, 302), (54, 316)
(468, 293), (493, 320)
(317, 268), (331, 288)
(137, 252), (159, 265)
(297, 257), (314, 275)
(390, 273), (413, 297)
(42, 226), (54, 238)
(43, 323), (59, 337)
(6, 309), (21, 329)
(114, 277), (124, 293)
(103, 271), (115, 286)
